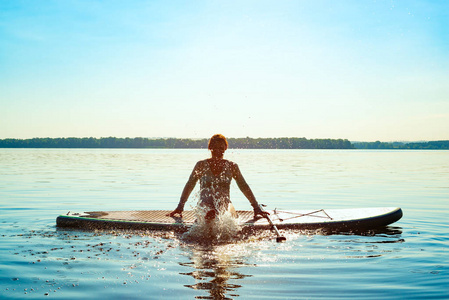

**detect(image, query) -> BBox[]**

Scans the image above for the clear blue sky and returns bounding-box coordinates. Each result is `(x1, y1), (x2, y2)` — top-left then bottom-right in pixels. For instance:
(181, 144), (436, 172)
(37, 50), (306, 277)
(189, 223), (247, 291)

(1, 0), (448, 141)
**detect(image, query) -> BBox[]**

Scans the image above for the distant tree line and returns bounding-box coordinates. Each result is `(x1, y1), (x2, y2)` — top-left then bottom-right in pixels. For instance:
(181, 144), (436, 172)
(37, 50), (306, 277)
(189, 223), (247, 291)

(0, 137), (354, 149)
(1, 137), (447, 149)
(229, 137), (354, 149)
(352, 140), (449, 150)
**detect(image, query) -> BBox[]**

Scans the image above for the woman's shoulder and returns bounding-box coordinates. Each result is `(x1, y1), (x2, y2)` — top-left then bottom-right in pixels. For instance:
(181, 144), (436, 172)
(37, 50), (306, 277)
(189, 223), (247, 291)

(223, 159), (238, 169)
(225, 159), (237, 165)
(195, 159), (209, 167)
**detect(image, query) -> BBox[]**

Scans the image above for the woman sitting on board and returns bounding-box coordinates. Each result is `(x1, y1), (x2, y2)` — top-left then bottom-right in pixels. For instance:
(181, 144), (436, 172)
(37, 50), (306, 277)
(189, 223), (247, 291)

(167, 134), (269, 220)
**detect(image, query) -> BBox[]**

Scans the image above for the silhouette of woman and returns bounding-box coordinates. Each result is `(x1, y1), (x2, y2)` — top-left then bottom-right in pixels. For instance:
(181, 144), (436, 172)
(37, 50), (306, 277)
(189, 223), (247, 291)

(168, 134), (268, 220)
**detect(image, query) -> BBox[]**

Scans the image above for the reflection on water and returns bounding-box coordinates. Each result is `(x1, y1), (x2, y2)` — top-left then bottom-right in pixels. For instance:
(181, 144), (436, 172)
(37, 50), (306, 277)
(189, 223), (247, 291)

(176, 210), (259, 299)
(180, 245), (252, 300)
(318, 225), (404, 237)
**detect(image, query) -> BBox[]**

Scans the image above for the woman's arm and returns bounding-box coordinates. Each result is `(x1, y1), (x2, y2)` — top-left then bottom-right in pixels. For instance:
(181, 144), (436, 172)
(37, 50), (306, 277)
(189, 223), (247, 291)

(232, 163), (269, 217)
(167, 162), (201, 217)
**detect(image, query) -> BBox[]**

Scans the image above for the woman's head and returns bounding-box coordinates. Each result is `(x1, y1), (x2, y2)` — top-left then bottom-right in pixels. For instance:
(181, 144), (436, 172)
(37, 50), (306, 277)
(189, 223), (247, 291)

(208, 134), (228, 158)
(208, 134), (228, 150)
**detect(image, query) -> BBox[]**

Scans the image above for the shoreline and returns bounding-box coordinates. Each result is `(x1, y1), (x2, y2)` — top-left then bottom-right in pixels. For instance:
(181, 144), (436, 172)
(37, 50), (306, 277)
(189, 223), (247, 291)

(1, 137), (448, 149)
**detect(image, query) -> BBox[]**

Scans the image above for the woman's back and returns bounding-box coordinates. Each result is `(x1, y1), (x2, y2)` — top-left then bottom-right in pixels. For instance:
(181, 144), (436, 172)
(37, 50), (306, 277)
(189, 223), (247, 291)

(197, 159), (234, 212)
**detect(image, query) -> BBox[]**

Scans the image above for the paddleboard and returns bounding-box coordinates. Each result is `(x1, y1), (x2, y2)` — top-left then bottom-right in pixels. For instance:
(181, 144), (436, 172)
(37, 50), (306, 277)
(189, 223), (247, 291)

(56, 207), (402, 232)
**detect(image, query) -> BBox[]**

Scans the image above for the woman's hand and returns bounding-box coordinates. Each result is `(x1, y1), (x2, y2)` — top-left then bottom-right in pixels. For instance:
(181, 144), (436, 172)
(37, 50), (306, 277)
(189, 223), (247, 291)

(166, 208), (183, 217)
(253, 206), (270, 218)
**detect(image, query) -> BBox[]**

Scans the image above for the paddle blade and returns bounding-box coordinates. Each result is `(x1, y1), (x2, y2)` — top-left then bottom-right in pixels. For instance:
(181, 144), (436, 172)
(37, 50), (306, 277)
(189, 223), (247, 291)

(276, 236), (287, 243)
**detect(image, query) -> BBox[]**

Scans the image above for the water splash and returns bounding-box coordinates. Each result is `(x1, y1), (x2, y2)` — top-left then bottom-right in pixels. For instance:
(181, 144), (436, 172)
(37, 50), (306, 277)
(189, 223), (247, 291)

(182, 207), (242, 244)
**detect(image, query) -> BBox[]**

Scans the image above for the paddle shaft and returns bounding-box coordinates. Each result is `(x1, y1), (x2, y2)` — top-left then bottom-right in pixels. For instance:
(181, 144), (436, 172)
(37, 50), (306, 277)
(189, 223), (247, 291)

(265, 215), (282, 235)
(259, 205), (286, 242)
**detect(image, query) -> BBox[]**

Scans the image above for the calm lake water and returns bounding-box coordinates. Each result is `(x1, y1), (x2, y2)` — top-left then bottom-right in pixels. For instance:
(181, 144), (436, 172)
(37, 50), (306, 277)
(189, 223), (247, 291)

(0, 149), (448, 299)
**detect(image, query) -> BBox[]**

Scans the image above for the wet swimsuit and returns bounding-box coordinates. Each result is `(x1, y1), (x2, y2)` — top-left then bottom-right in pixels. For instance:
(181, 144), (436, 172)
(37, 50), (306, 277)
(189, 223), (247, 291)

(198, 159), (233, 213)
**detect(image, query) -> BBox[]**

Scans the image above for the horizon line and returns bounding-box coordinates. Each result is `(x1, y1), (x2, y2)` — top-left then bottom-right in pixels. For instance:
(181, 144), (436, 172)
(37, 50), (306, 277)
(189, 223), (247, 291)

(1, 136), (448, 144)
